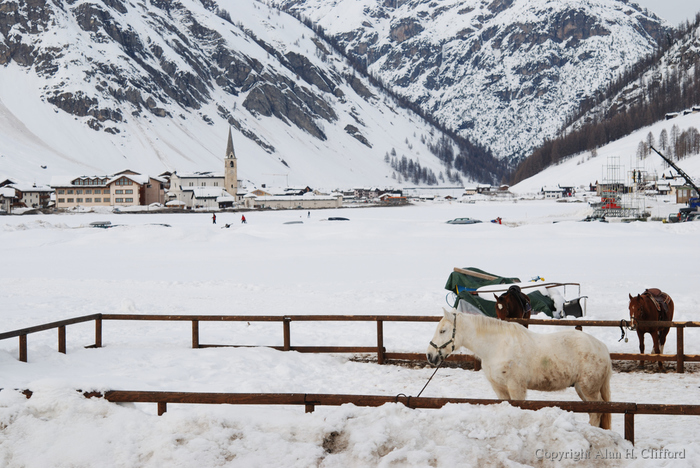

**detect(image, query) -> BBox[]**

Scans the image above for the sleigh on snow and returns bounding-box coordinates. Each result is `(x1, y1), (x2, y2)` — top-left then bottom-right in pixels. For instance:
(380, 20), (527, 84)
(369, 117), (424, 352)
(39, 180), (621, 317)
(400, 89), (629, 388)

(445, 267), (587, 319)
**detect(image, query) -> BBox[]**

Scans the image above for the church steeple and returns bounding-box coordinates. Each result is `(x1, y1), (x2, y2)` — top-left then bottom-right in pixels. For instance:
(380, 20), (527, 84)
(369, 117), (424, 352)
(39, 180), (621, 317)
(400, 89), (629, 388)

(224, 127), (238, 199)
(226, 127), (235, 159)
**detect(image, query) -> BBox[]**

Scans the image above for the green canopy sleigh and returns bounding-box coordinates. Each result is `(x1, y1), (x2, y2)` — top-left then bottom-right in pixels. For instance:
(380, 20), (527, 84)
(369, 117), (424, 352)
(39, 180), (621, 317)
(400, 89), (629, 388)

(445, 267), (585, 319)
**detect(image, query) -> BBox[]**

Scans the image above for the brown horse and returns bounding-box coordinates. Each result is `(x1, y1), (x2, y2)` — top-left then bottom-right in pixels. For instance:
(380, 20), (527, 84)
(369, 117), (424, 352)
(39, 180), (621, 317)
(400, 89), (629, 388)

(628, 289), (674, 371)
(494, 285), (531, 327)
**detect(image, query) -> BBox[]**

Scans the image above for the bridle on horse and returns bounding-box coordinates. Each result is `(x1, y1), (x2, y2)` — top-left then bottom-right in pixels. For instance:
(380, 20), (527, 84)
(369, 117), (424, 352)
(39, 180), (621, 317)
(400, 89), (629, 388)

(429, 312), (457, 361)
(417, 313), (458, 398)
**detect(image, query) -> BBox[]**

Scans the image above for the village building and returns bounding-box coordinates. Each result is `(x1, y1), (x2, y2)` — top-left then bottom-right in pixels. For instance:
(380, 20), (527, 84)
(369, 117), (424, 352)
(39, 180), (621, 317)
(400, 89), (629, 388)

(676, 185), (699, 204)
(0, 186), (15, 213)
(51, 170), (166, 209)
(167, 128), (240, 209)
(242, 191), (343, 209)
(12, 183), (53, 209)
(462, 186), (478, 196)
(378, 193), (408, 205)
(542, 186), (566, 199)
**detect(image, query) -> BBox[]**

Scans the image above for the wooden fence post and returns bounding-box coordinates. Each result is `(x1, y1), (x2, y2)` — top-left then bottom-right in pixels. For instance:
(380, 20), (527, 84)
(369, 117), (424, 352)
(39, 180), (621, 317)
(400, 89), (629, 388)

(95, 317), (102, 348)
(58, 326), (66, 354)
(158, 402), (167, 415)
(19, 334), (27, 362)
(624, 412), (635, 445)
(676, 325), (685, 374)
(377, 320), (385, 364)
(192, 320), (199, 349)
(283, 318), (291, 351)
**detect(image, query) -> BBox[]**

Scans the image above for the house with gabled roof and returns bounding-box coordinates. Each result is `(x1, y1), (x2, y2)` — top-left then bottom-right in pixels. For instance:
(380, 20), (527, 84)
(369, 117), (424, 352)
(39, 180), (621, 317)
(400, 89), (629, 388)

(0, 186), (16, 213)
(51, 171), (166, 209)
(12, 183), (53, 209)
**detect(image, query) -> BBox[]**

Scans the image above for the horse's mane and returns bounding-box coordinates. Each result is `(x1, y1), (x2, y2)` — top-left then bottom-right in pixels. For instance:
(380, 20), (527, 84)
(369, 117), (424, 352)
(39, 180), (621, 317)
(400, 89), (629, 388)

(462, 312), (531, 339)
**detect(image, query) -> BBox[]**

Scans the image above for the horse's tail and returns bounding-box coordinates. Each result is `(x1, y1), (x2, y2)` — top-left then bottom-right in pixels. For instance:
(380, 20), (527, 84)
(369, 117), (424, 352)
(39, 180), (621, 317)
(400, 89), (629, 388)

(599, 364), (612, 430)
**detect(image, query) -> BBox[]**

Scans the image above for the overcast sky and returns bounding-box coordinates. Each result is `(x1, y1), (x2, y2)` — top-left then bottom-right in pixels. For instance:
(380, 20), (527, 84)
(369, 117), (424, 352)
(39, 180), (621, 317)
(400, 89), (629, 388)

(632, 0), (699, 26)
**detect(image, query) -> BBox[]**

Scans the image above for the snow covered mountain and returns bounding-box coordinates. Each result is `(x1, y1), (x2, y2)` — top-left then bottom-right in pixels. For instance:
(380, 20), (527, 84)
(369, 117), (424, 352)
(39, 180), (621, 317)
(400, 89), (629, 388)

(273, 0), (669, 163)
(1, 0), (493, 189)
(569, 19), (700, 134)
(0, 0), (673, 190)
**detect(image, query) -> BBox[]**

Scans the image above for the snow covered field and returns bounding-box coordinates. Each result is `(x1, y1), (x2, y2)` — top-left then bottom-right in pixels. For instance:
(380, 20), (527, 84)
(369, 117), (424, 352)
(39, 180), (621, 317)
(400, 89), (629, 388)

(1, 200), (699, 467)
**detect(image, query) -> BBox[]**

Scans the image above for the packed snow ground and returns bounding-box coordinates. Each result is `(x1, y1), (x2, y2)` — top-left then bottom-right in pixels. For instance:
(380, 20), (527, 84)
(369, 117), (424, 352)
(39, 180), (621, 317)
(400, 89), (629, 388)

(1, 200), (699, 467)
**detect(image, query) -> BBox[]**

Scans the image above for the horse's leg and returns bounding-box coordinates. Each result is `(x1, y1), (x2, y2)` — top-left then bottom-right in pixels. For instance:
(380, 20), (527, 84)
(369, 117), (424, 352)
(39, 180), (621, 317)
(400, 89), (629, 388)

(636, 330), (645, 368)
(491, 384), (510, 400)
(658, 327), (670, 355)
(651, 331), (664, 372)
(575, 383), (603, 428)
(506, 380), (527, 400)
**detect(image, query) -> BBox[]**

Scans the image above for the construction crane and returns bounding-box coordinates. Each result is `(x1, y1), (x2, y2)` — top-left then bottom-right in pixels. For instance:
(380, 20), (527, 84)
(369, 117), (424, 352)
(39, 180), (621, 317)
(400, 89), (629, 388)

(650, 146), (699, 221)
(649, 146), (700, 200)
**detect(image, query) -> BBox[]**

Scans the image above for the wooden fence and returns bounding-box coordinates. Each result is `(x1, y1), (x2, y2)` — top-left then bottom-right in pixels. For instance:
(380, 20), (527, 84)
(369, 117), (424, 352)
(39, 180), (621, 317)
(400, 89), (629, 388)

(14, 388), (700, 445)
(1, 313), (699, 372)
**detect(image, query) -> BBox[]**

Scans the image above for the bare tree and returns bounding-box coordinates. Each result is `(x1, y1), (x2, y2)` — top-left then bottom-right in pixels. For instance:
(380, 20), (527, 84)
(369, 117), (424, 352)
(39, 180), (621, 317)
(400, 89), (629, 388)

(659, 128), (668, 151)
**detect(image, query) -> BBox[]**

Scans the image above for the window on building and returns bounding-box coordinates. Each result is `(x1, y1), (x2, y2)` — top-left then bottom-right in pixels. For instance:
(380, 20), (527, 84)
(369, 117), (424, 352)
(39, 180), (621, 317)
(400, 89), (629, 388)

(115, 198), (123, 203)
(189, 182), (194, 186)
(103, 189), (109, 194)
(86, 189), (92, 194)
(203, 182), (206, 186)
(58, 198), (65, 203)
(94, 198), (101, 203)
(103, 197), (110, 203)
(125, 198), (133, 203)
(58, 190), (65, 195)
(76, 198), (83, 203)
(67, 189), (74, 194)
(76, 189), (83, 194)
(67, 198), (74, 203)
(115, 190), (123, 194)
(125, 189), (133, 194)
(85, 198), (92, 203)
(214, 182), (218, 186)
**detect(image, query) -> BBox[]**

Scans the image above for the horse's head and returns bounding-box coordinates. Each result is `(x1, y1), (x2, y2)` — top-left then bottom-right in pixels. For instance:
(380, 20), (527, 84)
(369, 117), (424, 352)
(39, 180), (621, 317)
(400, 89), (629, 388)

(427, 308), (458, 366)
(628, 293), (645, 330)
(494, 286), (529, 321)
(494, 292), (513, 320)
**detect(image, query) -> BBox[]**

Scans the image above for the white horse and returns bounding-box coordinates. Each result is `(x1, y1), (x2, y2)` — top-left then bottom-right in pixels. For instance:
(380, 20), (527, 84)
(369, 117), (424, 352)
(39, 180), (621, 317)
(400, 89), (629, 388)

(427, 308), (612, 429)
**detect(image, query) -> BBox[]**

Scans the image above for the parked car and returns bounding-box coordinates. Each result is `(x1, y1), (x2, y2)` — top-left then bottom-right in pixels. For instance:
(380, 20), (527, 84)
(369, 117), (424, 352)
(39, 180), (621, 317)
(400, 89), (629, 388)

(446, 217), (482, 224)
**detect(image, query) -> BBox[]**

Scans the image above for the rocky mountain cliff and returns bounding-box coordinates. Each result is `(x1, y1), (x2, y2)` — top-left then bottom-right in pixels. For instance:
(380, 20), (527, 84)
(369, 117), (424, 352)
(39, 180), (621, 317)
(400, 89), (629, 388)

(511, 17), (700, 183)
(273, 0), (669, 164)
(1, 0), (498, 187)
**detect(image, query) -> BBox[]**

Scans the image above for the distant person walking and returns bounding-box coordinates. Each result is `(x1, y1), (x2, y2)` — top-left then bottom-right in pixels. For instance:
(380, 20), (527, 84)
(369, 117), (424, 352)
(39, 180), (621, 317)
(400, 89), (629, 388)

(307, 211), (310, 218)
(212, 213), (216, 224)
(241, 214), (247, 224)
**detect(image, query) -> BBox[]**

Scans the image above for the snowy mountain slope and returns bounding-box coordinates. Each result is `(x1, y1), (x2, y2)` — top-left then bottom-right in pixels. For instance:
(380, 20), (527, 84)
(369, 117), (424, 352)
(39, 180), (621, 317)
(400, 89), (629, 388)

(0, 0), (486, 189)
(511, 110), (700, 195)
(570, 19), (700, 132)
(273, 0), (669, 163)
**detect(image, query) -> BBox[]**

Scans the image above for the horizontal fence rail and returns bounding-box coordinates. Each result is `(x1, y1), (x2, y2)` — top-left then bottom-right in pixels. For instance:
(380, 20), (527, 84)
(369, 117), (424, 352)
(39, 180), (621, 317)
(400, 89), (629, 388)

(1, 314), (699, 372)
(13, 389), (700, 445)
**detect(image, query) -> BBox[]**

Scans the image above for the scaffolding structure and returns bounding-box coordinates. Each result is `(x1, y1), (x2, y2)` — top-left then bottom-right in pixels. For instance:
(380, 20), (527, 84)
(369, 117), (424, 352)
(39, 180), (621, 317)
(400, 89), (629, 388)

(591, 156), (647, 219)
